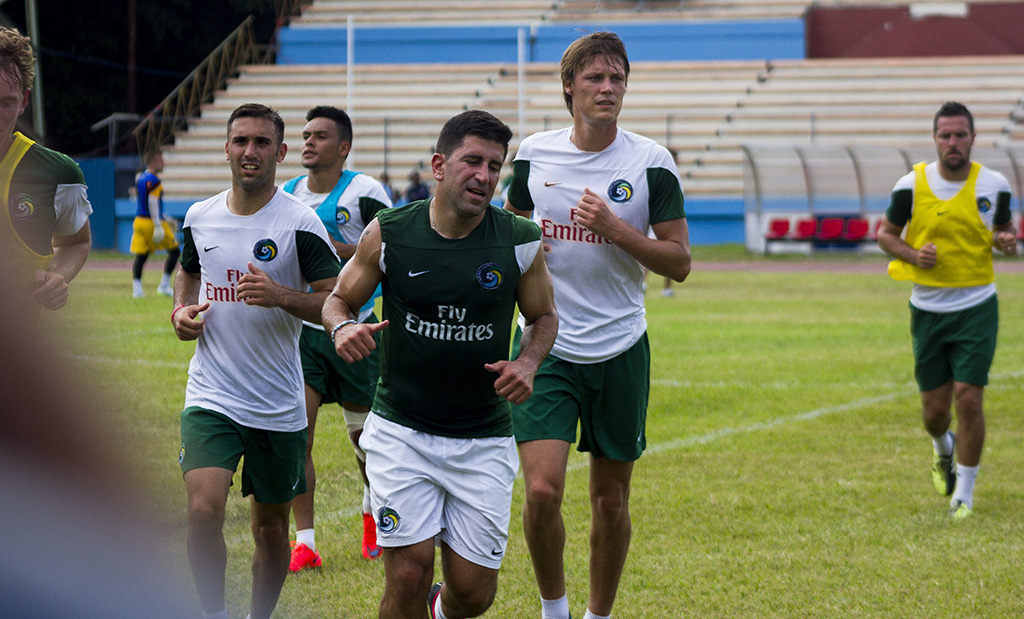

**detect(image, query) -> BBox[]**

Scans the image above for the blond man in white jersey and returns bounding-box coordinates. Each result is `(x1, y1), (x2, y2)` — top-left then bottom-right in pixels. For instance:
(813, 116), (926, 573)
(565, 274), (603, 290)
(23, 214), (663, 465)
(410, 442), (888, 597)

(505, 32), (690, 619)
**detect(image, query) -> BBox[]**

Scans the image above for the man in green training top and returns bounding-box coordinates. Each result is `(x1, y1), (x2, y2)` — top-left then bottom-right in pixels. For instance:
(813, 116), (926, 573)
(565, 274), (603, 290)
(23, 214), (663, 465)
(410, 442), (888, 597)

(323, 109), (558, 619)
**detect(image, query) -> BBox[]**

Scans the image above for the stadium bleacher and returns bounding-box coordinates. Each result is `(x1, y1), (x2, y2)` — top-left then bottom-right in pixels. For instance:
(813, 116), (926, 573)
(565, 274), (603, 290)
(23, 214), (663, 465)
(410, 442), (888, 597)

(150, 0), (1024, 250)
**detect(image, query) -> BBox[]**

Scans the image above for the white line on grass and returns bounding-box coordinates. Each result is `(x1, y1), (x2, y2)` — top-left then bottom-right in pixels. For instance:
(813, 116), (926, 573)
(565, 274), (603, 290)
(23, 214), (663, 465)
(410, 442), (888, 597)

(62, 352), (188, 369)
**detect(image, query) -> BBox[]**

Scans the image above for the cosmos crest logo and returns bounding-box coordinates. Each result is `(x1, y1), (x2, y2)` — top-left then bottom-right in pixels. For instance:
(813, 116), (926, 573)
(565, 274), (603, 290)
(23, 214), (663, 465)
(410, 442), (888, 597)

(977, 197), (992, 214)
(476, 262), (503, 289)
(253, 238), (278, 262)
(9, 193), (35, 220)
(607, 179), (633, 204)
(377, 507), (400, 533)
(336, 207), (351, 226)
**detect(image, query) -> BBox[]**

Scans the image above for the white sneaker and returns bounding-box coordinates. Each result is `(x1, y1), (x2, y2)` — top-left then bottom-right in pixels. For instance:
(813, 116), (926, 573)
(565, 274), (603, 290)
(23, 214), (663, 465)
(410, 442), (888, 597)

(157, 283), (173, 296)
(661, 288), (674, 298)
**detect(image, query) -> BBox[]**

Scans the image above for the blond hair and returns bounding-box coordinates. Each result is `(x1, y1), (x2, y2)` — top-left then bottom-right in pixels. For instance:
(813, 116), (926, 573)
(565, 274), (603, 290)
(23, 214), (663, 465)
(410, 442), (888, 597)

(0, 26), (35, 92)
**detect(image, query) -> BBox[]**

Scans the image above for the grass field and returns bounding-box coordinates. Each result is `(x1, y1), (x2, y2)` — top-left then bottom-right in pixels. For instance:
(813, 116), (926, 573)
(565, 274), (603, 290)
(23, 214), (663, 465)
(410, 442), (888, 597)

(52, 247), (1024, 618)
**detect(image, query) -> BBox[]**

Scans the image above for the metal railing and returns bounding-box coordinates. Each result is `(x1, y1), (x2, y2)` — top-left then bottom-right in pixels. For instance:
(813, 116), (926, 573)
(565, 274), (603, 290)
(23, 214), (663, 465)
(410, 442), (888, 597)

(133, 16), (261, 156)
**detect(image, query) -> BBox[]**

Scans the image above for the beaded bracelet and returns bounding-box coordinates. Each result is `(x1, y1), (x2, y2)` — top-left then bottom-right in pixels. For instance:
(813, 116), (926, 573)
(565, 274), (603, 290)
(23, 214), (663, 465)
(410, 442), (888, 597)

(330, 319), (357, 344)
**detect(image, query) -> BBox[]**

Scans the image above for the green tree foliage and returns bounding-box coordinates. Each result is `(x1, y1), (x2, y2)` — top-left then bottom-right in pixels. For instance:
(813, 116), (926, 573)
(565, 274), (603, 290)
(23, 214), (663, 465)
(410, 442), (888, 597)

(3, 0), (277, 155)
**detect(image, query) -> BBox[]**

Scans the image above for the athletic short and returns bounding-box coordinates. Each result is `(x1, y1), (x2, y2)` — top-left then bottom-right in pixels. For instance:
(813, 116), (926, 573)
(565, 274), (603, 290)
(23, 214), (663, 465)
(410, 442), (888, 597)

(910, 294), (999, 392)
(179, 407), (307, 504)
(299, 316), (380, 408)
(511, 332), (650, 461)
(130, 216), (178, 254)
(361, 413), (518, 570)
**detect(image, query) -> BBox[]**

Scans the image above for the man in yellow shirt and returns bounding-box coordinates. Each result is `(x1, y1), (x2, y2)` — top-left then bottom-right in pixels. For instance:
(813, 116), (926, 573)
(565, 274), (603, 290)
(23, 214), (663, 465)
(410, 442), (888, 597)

(878, 101), (1018, 520)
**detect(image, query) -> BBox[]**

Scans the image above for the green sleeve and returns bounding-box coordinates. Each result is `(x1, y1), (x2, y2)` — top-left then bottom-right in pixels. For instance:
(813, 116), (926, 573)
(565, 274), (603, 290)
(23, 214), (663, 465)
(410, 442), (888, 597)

(180, 227), (200, 274)
(296, 230), (341, 283)
(647, 166), (685, 225)
(994, 191), (1012, 226)
(507, 159), (535, 212)
(885, 188), (913, 226)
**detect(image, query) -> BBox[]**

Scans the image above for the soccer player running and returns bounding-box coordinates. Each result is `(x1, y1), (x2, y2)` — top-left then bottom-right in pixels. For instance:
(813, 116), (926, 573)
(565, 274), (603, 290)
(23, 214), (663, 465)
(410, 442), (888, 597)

(504, 32), (691, 619)
(323, 109), (558, 619)
(281, 105), (392, 570)
(131, 148), (180, 298)
(0, 26), (92, 313)
(877, 101), (1017, 520)
(171, 103), (340, 619)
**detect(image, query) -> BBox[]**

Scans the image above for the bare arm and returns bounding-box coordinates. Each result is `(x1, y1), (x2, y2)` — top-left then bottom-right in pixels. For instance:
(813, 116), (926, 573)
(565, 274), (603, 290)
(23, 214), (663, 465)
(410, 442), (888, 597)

(876, 216), (936, 268)
(235, 261), (336, 324)
(484, 245), (558, 405)
(33, 221), (92, 311)
(322, 220), (389, 363)
(330, 237), (356, 260)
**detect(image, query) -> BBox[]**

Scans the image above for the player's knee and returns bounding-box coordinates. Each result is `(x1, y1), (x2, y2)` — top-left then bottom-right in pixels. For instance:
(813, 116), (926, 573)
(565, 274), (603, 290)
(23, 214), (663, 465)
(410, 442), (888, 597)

(524, 476), (564, 512)
(447, 579), (497, 617)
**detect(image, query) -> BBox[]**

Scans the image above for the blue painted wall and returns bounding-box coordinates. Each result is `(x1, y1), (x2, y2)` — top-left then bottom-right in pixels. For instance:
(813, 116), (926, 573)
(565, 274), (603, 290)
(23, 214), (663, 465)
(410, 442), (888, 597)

(277, 20), (805, 65)
(79, 159), (116, 249)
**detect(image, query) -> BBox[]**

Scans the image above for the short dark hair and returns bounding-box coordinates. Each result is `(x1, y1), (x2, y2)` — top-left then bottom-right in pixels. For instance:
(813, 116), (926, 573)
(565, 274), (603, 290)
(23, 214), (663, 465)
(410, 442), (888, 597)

(227, 103), (285, 146)
(436, 110), (513, 160)
(143, 148), (162, 167)
(934, 101), (974, 134)
(306, 105), (353, 143)
(560, 31), (629, 116)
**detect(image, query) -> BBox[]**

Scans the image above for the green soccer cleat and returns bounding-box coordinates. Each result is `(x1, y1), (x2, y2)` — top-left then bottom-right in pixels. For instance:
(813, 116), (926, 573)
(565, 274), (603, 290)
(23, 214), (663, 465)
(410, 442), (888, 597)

(931, 431), (956, 496)
(948, 499), (973, 520)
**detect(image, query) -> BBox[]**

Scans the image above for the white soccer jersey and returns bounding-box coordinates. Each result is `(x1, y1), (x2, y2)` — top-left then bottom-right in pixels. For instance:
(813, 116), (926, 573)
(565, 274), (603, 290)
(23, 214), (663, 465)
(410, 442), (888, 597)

(510, 127), (685, 363)
(283, 172), (392, 326)
(284, 173), (392, 244)
(180, 189), (339, 431)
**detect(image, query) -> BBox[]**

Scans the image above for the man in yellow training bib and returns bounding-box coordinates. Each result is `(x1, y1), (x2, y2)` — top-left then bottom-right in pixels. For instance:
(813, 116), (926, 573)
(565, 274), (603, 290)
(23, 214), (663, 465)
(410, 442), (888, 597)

(877, 101), (1018, 520)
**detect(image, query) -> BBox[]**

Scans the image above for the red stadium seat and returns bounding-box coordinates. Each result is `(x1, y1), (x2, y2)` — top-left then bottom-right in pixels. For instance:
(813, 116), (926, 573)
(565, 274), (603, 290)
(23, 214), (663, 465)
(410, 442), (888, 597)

(793, 218), (817, 240)
(843, 217), (870, 241)
(765, 217), (791, 240)
(817, 217), (844, 241)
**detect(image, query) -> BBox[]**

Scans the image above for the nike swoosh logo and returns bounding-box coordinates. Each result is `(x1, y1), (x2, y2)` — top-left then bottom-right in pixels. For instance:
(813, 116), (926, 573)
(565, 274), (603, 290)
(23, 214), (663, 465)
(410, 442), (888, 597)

(937, 211), (948, 215)
(490, 549), (503, 556)
(204, 245), (220, 252)
(408, 270), (429, 277)
(544, 181), (560, 187)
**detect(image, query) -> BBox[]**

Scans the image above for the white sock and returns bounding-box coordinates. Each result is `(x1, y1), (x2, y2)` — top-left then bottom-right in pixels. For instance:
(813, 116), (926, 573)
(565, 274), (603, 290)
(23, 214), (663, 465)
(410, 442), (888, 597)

(932, 431), (954, 456)
(952, 464), (978, 508)
(433, 591), (449, 619)
(203, 611), (228, 619)
(160, 272), (172, 287)
(132, 279), (143, 294)
(296, 528), (316, 551)
(541, 595), (571, 619)
(363, 485), (372, 514)
(583, 611), (610, 619)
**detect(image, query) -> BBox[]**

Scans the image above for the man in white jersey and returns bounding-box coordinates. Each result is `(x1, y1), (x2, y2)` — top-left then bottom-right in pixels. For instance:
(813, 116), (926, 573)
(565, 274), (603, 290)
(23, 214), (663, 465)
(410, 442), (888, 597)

(323, 110), (558, 619)
(282, 105), (392, 570)
(171, 103), (341, 619)
(878, 101), (1017, 520)
(505, 32), (691, 619)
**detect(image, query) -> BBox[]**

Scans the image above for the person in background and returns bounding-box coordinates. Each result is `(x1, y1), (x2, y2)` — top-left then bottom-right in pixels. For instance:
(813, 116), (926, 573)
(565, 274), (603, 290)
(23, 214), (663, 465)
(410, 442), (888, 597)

(877, 100), (1017, 520)
(281, 105), (392, 570)
(131, 148), (179, 298)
